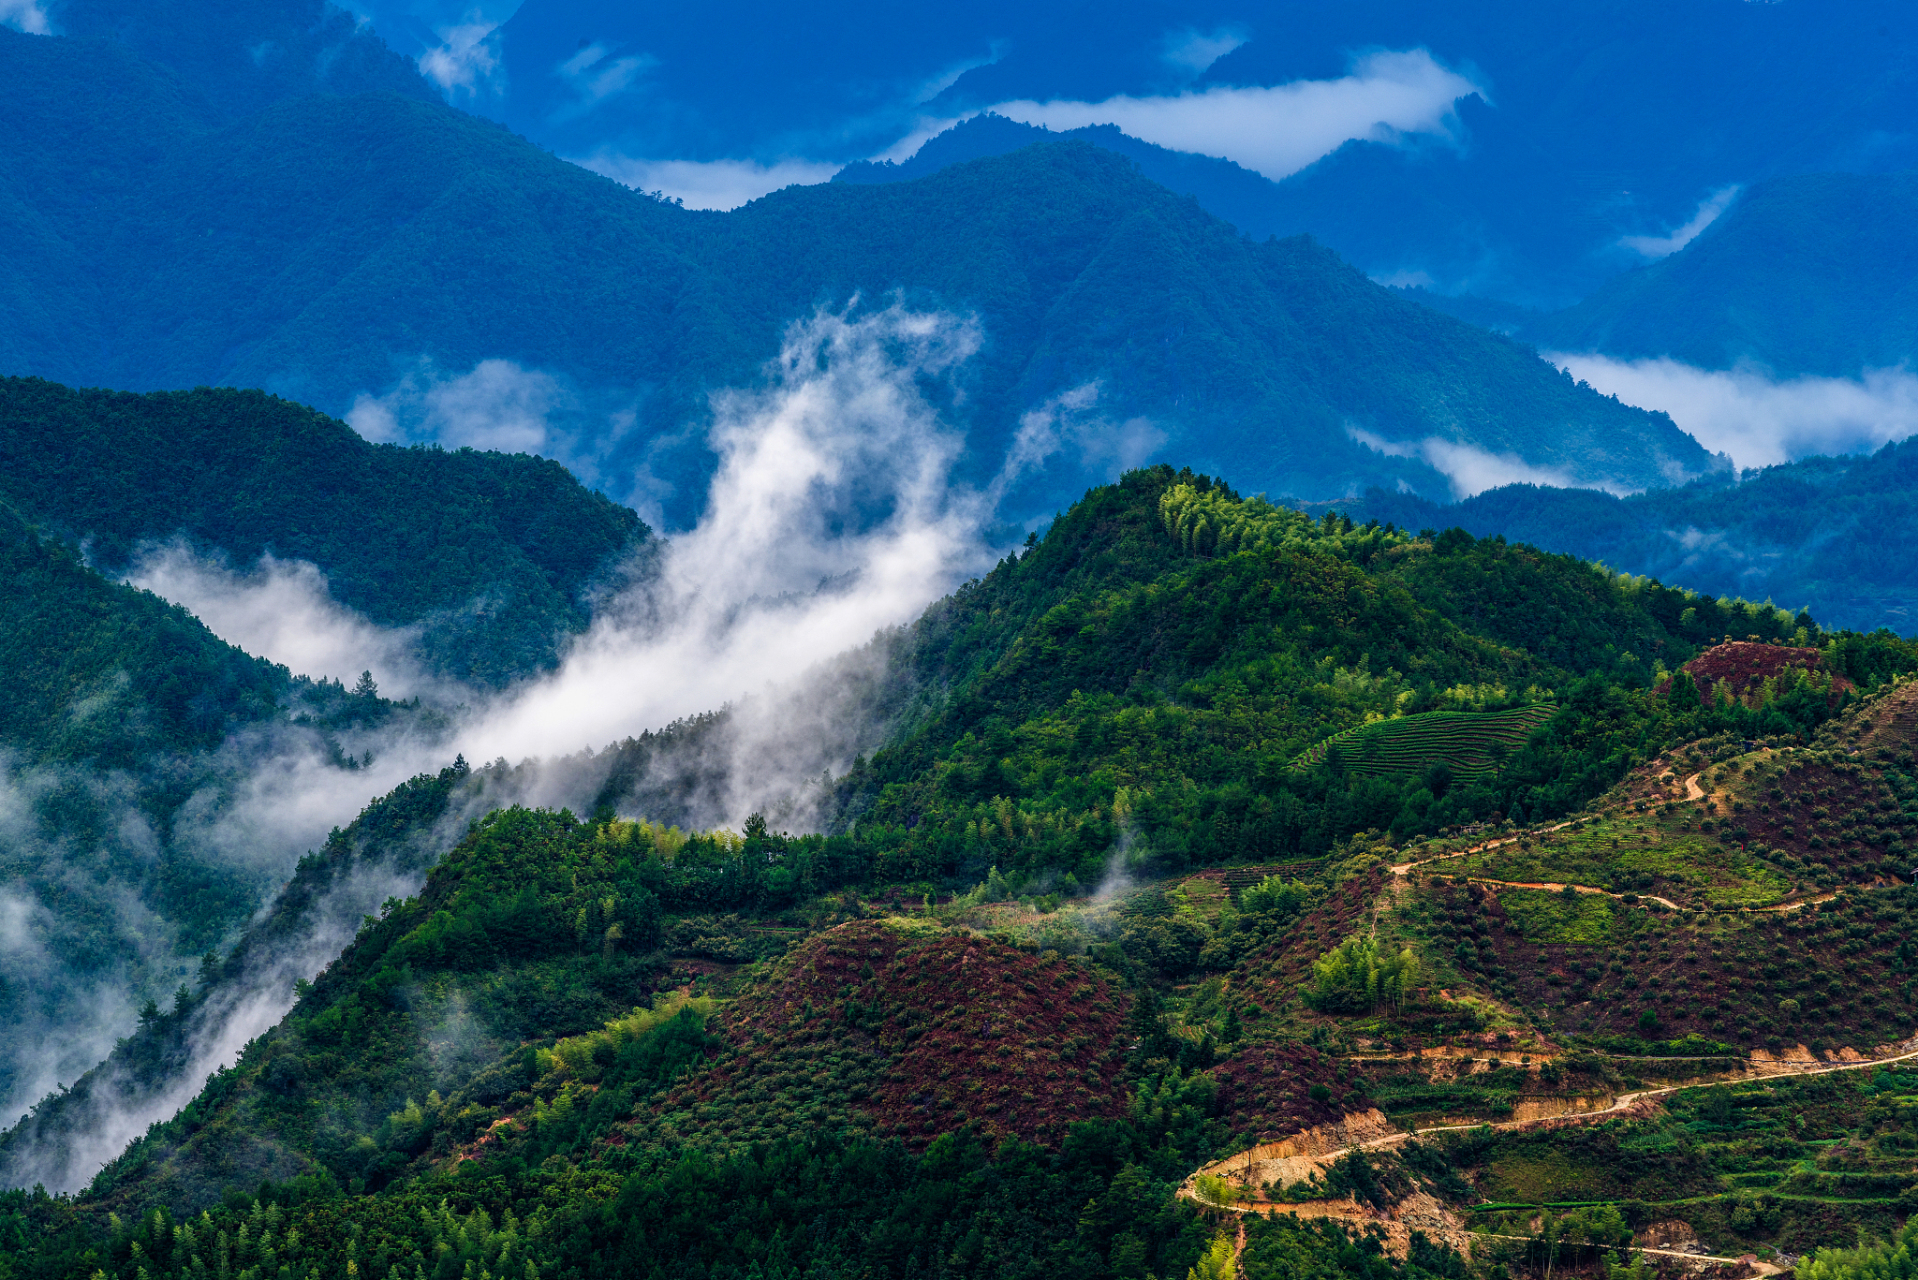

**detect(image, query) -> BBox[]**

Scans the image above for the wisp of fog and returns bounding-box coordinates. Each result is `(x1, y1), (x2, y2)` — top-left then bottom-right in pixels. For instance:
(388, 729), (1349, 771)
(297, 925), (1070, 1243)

(3, 302), (1030, 1191)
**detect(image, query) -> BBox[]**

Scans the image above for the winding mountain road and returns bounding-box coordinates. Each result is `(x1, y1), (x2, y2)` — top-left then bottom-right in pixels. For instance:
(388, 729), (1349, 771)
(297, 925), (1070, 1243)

(1185, 1042), (1918, 1222)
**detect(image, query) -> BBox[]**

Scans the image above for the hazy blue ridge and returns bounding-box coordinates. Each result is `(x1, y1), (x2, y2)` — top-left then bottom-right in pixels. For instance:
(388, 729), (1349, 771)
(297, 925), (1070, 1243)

(1524, 170), (1918, 377)
(1350, 437), (1918, 636)
(46, 0), (437, 118)
(0, 29), (1711, 520)
(807, 2), (1918, 307)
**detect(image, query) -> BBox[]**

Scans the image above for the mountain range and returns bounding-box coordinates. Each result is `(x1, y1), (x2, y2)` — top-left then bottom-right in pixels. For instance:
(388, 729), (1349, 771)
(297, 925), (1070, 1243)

(2, 6), (1918, 1278)
(1352, 436), (1918, 637)
(3, 466), (1914, 1280)
(0, 21), (1717, 524)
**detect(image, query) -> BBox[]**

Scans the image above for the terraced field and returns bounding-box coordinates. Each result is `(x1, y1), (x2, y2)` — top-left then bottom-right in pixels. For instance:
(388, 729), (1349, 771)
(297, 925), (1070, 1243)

(1288, 706), (1558, 781)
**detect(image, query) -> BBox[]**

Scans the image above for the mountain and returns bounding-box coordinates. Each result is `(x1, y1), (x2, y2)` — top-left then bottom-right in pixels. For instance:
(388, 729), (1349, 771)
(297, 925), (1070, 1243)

(0, 377), (650, 687)
(0, 25), (1713, 518)
(0, 494), (425, 1129)
(1525, 171), (1918, 377)
(835, 113), (1320, 252)
(805, 2), (1918, 308)
(4, 465), (1915, 1277)
(0, 373), (651, 1147)
(46, 0), (436, 117)
(1350, 437), (1918, 636)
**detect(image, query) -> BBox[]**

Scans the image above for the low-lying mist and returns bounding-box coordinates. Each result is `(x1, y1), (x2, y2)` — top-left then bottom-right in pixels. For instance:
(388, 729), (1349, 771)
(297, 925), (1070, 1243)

(1550, 353), (1918, 471)
(3, 303), (1046, 1191)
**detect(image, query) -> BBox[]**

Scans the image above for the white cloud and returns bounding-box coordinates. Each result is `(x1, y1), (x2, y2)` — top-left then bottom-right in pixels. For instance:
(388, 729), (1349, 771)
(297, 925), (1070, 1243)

(573, 152), (840, 210)
(1000, 383), (1166, 497)
(458, 303), (996, 764)
(0, 0), (51, 34)
(418, 12), (503, 99)
(349, 357), (560, 455)
(1349, 426), (1595, 499)
(1619, 185), (1741, 259)
(988, 49), (1483, 182)
(345, 357), (656, 507)
(124, 544), (437, 699)
(1161, 27), (1247, 77)
(1548, 353), (1918, 470)
(551, 41), (654, 122)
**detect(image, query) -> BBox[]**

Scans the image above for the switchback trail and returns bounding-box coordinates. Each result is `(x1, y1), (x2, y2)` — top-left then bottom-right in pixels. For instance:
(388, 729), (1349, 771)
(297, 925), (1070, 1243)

(1183, 1043), (1918, 1231)
(1390, 820), (1854, 916)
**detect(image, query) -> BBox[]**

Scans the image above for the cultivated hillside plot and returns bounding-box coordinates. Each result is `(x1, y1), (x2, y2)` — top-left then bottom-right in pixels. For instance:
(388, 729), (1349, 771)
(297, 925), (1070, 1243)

(1289, 707), (1559, 781)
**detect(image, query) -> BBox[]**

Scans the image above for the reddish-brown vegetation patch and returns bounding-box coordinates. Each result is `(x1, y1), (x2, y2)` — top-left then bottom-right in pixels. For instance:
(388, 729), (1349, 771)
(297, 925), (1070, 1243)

(1732, 759), (1910, 877)
(1468, 878), (1918, 1047)
(1210, 1040), (1353, 1141)
(1677, 641), (1847, 704)
(1226, 871), (1386, 1020)
(643, 921), (1133, 1151)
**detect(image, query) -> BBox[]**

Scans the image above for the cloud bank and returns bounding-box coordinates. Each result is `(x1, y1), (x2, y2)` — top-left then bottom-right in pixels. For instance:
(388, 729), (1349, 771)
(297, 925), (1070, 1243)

(348, 357), (563, 455)
(989, 49), (1484, 182)
(1349, 427), (1592, 499)
(125, 545), (435, 700)
(0, 0), (50, 34)
(461, 303), (993, 764)
(1619, 185), (1740, 259)
(1549, 353), (1918, 470)
(574, 153), (840, 210)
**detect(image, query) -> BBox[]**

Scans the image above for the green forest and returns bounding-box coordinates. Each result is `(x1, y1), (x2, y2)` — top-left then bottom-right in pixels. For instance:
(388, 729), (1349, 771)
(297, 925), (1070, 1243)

(0, 377), (650, 686)
(4, 465), (1915, 1280)
(1357, 437), (1918, 639)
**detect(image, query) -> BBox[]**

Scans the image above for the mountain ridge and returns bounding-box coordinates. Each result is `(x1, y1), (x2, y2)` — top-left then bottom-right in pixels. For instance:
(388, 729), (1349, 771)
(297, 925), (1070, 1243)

(0, 28), (1715, 517)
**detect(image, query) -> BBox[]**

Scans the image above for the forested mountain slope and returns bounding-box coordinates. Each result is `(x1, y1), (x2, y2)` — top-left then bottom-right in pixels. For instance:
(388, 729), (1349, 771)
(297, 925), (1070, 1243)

(0, 375), (643, 1152)
(44, 0), (435, 118)
(7, 466), (1914, 1279)
(1527, 172), (1918, 377)
(0, 496), (426, 1133)
(0, 378), (651, 686)
(0, 24), (1710, 516)
(1353, 437), (1918, 637)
